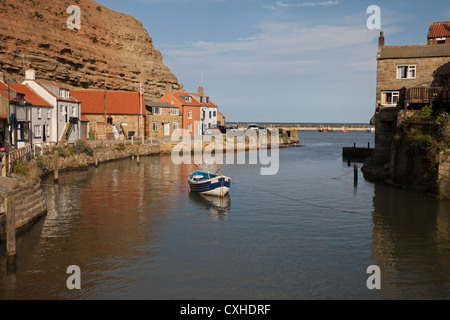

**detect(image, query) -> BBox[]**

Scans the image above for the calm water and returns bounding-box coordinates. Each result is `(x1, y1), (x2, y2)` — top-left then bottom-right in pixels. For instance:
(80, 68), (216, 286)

(1, 131), (450, 300)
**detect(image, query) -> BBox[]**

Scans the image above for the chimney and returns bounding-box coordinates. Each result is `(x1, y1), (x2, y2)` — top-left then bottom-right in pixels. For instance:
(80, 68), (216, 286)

(197, 86), (204, 96)
(25, 63), (36, 81)
(378, 31), (385, 47)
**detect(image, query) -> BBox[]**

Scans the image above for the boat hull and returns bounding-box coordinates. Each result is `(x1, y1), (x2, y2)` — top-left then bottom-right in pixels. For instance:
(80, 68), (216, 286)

(188, 175), (231, 196)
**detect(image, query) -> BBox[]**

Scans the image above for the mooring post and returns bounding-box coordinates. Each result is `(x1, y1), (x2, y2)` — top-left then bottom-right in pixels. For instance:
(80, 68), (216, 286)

(368, 142), (370, 149)
(137, 148), (140, 165)
(95, 155), (99, 168)
(54, 150), (59, 184)
(5, 197), (17, 272)
(354, 163), (358, 186)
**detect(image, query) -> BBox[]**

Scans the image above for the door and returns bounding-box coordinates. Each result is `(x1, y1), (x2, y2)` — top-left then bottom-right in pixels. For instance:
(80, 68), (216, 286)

(163, 123), (170, 136)
(43, 125), (46, 142)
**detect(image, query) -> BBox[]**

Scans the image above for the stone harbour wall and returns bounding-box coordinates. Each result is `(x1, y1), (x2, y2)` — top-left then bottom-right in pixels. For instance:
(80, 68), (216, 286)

(0, 176), (47, 240)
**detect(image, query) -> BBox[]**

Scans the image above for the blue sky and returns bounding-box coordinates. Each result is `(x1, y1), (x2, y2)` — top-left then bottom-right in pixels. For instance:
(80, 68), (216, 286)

(96, 0), (450, 123)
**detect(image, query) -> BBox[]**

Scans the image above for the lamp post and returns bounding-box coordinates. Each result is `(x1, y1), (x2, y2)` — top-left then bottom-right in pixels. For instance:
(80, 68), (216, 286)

(7, 78), (17, 146)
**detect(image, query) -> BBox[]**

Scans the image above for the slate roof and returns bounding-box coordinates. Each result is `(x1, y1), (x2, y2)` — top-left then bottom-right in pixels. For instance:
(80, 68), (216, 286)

(378, 43), (450, 59)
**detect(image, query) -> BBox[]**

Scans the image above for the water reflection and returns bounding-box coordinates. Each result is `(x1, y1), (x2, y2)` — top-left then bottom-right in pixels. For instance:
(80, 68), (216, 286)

(189, 192), (231, 221)
(371, 183), (450, 298)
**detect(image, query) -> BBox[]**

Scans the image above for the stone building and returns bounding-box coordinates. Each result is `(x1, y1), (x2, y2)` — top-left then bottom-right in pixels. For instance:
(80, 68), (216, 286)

(374, 27), (450, 164)
(145, 101), (182, 139)
(71, 90), (145, 140)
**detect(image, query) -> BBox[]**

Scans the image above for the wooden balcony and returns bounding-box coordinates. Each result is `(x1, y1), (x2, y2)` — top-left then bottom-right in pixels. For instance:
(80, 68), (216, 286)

(403, 87), (449, 105)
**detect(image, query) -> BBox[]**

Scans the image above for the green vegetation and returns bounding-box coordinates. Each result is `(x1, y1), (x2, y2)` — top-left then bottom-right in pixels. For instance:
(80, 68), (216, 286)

(398, 104), (450, 171)
(96, 6), (102, 12)
(34, 11), (43, 19)
(13, 162), (29, 175)
(73, 140), (94, 157)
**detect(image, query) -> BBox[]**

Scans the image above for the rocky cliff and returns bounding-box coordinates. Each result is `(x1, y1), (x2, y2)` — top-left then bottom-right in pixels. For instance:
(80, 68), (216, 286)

(0, 0), (182, 99)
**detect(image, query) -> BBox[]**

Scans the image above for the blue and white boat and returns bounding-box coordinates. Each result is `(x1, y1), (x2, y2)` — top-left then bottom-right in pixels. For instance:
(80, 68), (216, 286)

(188, 171), (231, 197)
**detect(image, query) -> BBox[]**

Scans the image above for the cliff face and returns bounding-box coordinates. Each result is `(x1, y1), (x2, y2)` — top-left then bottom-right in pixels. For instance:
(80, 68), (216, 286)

(0, 0), (182, 99)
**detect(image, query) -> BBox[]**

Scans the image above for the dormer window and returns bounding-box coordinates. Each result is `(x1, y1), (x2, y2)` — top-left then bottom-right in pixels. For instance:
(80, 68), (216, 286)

(206, 97), (209, 104)
(60, 89), (69, 99)
(184, 96), (192, 103)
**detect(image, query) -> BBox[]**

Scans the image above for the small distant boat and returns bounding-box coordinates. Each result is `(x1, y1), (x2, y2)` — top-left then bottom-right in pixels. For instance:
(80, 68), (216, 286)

(341, 126), (348, 132)
(318, 125), (328, 132)
(367, 127), (375, 133)
(188, 171), (231, 197)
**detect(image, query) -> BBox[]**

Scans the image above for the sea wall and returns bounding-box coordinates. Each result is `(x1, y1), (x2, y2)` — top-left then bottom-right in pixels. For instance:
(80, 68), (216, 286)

(362, 109), (450, 199)
(0, 176), (47, 240)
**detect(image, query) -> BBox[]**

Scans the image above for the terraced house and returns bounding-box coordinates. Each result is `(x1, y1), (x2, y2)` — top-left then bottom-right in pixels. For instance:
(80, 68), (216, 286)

(159, 87), (218, 135)
(22, 67), (81, 144)
(145, 101), (182, 139)
(374, 22), (450, 164)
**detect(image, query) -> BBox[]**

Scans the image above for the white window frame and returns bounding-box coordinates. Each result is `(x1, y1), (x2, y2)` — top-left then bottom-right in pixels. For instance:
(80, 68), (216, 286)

(152, 107), (162, 115)
(37, 108), (42, 119)
(173, 122), (179, 131)
(170, 108), (179, 115)
(152, 122), (159, 132)
(382, 91), (400, 105)
(34, 125), (42, 138)
(188, 123), (192, 132)
(397, 65), (416, 79)
(46, 125), (50, 137)
(47, 109), (51, 119)
(188, 110), (192, 119)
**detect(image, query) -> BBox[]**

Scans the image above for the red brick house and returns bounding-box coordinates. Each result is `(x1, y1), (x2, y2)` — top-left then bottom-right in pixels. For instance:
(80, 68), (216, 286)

(427, 21), (450, 45)
(159, 87), (218, 135)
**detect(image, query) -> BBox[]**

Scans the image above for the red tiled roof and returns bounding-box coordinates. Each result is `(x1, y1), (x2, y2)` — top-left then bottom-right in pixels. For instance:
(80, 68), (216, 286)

(80, 114), (89, 122)
(9, 83), (52, 107)
(171, 92), (217, 107)
(71, 90), (145, 115)
(428, 22), (450, 38)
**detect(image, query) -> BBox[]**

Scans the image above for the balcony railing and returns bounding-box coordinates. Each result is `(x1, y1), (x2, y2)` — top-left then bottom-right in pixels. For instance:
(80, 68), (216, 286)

(403, 87), (449, 105)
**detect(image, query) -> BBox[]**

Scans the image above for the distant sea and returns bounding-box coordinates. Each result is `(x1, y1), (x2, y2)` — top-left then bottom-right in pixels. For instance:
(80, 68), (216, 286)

(228, 122), (372, 126)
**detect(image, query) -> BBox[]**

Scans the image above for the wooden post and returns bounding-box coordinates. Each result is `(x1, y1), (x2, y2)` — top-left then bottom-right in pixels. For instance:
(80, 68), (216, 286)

(354, 163), (358, 187)
(95, 156), (99, 168)
(137, 148), (140, 165)
(5, 197), (17, 272)
(54, 150), (59, 184)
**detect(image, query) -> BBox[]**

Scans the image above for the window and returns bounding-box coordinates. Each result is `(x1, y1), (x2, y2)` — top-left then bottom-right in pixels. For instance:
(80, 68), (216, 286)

(188, 123), (192, 132)
(152, 122), (159, 132)
(202, 110), (206, 119)
(397, 65), (416, 79)
(37, 108), (42, 119)
(206, 97), (209, 104)
(382, 91), (399, 105)
(171, 100), (175, 105)
(170, 108), (179, 115)
(188, 110), (192, 119)
(47, 109), (51, 119)
(184, 96), (192, 103)
(436, 38), (446, 44)
(173, 122), (179, 131)
(209, 111), (212, 119)
(213, 111), (216, 117)
(200, 97), (203, 103)
(72, 106), (76, 117)
(34, 125), (42, 138)
(152, 107), (161, 115)
(17, 122), (29, 141)
(107, 116), (113, 125)
(46, 125), (50, 137)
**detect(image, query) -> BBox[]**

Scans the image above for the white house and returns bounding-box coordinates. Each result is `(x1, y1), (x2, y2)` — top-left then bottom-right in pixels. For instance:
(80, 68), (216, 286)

(22, 68), (81, 144)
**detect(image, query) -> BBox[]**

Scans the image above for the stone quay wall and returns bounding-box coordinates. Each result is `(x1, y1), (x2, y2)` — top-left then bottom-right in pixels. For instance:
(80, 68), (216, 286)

(0, 176), (47, 240)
